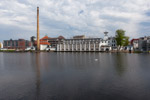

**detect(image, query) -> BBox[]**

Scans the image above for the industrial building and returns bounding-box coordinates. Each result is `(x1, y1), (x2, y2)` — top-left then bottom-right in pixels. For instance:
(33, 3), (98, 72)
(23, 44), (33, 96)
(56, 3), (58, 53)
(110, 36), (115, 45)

(3, 39), (31, 50)
(57, 32), (117, 52)
(30, 35), (65, 51)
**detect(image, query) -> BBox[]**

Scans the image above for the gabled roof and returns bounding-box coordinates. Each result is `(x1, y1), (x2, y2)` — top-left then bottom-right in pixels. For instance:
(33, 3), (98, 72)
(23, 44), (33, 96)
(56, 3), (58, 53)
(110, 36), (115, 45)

(40, 36), (49, 40)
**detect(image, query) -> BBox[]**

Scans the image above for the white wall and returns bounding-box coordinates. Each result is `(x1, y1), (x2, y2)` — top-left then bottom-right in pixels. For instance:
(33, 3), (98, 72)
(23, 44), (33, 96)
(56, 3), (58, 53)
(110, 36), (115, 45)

(40, 45), (47, 50)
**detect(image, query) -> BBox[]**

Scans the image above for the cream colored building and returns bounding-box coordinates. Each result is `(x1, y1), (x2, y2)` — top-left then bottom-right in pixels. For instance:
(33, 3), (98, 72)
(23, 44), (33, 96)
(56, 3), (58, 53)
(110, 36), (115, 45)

(57, 32), (117, 52)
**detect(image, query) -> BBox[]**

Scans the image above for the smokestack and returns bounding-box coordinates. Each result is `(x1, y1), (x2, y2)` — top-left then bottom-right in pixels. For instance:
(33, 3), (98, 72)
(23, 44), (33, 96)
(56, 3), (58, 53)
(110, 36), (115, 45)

(37, 7), (40, 50)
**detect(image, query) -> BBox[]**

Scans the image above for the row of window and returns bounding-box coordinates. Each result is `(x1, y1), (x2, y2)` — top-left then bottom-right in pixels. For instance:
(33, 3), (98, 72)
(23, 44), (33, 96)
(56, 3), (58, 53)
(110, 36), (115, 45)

(63, 40), (116, 44)
(4, 41), (30, 47)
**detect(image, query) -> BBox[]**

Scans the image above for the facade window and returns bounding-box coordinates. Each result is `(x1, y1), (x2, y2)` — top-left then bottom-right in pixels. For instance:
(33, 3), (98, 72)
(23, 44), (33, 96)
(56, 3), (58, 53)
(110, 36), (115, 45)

(4, 41), (7, 46)
(12, 41), (14, 47)
(26, 41), (29, 46)
(16, 41), (18, 47)
(8, 41), (10, 46)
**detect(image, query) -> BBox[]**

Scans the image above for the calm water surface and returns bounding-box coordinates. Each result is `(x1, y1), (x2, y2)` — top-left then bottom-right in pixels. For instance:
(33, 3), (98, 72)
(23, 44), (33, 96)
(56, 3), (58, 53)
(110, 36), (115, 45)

(0, 52), (150, 100)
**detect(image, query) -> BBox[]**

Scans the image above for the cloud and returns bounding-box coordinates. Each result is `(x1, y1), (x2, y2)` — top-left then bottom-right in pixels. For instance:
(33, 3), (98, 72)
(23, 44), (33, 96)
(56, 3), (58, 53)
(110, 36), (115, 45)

(0, 0), (150, 42)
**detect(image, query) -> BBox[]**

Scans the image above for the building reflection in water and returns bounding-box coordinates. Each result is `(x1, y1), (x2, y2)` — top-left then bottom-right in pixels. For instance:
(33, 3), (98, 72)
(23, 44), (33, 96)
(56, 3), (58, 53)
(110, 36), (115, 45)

(35, 53), (41, 100)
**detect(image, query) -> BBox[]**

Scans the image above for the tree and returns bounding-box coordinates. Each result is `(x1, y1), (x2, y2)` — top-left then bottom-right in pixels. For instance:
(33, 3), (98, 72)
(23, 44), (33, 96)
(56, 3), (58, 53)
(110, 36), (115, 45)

(115, 29), (129, 50)
(124, 36), (129, 46)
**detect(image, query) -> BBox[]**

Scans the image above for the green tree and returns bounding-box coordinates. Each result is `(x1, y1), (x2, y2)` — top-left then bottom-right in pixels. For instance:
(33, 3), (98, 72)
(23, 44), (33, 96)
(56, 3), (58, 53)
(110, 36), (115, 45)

(115, 29), (129, 50)
(124, 36), (129, 46)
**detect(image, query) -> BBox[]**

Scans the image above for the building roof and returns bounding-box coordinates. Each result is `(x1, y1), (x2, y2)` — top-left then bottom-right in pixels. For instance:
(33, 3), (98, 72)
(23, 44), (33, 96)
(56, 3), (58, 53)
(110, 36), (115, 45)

(34, 41), (50, 45)
(40, 36), (49, 40)
(40, 35), (65, 40)
(73, 35), (85, 39)
(130, 39), (139, 45)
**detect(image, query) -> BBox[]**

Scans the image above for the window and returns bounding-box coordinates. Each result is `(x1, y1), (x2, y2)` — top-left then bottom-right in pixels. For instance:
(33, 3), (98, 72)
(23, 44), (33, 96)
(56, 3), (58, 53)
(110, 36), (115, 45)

(16, 41), (18, 47)
(4, 41), (7, 46)
(8, 41), (10, 46)
(12, 41), (14, 47)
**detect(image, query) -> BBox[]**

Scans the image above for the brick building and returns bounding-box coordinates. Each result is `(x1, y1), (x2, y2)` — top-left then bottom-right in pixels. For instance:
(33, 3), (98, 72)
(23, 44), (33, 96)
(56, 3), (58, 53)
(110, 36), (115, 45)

(31, 35), (65, 49)
(3, 39), (31, 50)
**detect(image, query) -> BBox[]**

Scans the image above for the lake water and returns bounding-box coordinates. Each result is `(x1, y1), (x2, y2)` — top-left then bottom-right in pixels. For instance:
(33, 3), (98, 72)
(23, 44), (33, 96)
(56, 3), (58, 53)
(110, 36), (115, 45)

(0, 52), (150, 100)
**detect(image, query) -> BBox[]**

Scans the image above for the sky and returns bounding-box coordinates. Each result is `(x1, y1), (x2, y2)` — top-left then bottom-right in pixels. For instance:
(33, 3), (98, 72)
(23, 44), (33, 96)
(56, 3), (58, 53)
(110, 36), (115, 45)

(0, 0), (150, 42)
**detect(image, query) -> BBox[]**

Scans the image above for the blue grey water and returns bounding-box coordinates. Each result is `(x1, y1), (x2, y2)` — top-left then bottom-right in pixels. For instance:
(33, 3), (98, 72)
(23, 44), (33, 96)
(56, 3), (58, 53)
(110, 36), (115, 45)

(0, 52), (150, 100)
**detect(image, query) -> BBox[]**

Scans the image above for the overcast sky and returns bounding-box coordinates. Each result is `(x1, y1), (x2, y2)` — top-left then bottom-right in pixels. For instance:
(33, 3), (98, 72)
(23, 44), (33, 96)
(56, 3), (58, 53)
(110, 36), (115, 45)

(0, 0), (150, 42)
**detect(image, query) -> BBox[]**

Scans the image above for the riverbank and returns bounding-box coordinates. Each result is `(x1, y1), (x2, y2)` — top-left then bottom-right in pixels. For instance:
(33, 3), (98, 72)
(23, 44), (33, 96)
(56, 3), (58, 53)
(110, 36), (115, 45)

(0, 50), (149, 53)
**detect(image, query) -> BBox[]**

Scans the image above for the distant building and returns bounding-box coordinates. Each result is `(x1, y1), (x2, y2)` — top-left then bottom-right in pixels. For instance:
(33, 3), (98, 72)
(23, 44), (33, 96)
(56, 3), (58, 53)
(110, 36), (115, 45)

(57, 32), (117, 52)
(48, 36), (65, 48)
(131, 36), (150, 52)
(73, 35), (85, 39)
(131, 39), (139, 51)
(138, 36), (150, 51)
(3, 39), (31, 50)
(30, 36), (36, 47)
(31, 35), (65, 50)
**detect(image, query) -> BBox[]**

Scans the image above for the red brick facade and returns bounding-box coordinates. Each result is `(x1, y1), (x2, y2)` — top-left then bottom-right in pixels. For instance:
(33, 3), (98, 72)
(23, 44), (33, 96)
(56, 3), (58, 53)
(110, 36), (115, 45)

(3, 39), (31, 50)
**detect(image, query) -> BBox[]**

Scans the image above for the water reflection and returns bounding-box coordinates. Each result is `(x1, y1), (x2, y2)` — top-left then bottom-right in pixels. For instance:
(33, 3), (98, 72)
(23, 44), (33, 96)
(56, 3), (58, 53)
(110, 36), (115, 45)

(35, 53), (41, 100)
(0, 52), (150, 100)
(0, 53), (4, 70)
(114, 53), (127, 76)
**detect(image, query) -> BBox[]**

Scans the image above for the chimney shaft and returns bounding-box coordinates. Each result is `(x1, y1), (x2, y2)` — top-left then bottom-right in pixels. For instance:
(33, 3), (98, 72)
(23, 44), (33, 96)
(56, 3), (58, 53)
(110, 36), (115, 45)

(37, 7), (40, 50)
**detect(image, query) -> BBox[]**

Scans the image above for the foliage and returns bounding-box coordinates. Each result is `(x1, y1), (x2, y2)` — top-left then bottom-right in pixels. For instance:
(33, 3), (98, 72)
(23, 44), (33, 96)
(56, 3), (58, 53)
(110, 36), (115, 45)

(0, 50), (16, 52)
(115, 29), (130, 48)
(134, 51), (143, 53)
(124, 36), (129, 46)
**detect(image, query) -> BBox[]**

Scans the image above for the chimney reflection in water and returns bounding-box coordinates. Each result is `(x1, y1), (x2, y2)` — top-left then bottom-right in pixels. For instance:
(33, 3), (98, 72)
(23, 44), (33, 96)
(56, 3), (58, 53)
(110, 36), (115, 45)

(35, 53), (41, 99)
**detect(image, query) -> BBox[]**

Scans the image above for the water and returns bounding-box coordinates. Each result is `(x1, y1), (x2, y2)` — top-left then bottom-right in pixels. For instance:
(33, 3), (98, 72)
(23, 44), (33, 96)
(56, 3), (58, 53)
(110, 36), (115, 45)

(0, 52), (150, 100)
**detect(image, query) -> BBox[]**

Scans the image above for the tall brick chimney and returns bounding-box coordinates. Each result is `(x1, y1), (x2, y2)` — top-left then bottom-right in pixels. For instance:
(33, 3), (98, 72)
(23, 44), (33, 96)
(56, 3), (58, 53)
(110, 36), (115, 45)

(37, 7), (40, 50)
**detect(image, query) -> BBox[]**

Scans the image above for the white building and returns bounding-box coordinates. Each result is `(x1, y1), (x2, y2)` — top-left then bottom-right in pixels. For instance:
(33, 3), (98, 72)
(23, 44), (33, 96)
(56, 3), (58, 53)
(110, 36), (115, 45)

(57, 32), (117, 52)
(131, 39), (139, 51)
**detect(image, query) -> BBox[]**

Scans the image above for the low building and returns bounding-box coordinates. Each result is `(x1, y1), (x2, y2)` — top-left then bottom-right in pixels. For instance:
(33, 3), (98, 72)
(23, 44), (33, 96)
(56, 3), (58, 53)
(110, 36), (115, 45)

(131, 39), (139, 51)
(57, 32), (117, 52)
(131, 36), (150, 52)
(33, 36), (51, 50)
(48, 36), (65, 48)
(3, 39), (31, 50)
(31, 35), (65, 50)
(139, 36), (150, 52)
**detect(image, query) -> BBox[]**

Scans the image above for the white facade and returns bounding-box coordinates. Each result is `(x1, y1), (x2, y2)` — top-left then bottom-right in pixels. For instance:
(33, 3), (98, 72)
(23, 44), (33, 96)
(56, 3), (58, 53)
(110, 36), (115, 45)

(57, 34), (117, 52)
(132, 39), (139, 51)
(40, 45), (48, 50)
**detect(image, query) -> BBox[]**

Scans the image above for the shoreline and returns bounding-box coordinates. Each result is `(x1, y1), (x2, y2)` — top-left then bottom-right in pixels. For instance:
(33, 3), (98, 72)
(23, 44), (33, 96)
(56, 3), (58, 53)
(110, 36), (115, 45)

(0, 50), (149, 53)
